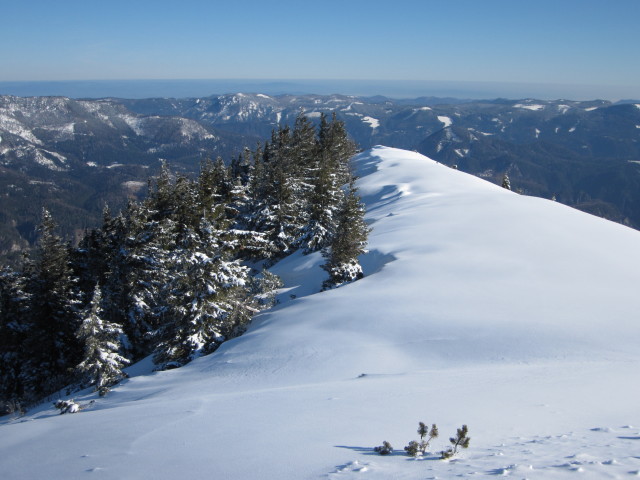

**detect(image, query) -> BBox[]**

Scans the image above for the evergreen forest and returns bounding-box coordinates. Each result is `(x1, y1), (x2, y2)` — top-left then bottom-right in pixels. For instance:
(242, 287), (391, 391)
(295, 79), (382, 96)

(0, 112), (369, 413)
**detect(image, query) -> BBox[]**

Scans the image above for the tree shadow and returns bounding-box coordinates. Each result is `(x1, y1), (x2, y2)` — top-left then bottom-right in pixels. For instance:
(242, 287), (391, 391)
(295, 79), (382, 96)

(335, 445), (385, 457)
(359, 249), (396, 276)
(335, 445), (399, 457)
(334, 445), (442, 461)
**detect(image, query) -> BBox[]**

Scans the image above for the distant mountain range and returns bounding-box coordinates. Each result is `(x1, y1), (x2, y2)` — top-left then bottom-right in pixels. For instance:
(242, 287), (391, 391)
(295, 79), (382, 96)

(1, 92), (639, 263)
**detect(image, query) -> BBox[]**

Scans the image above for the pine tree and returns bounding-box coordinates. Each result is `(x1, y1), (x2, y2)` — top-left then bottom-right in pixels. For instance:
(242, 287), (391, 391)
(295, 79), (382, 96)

(374, 441), (394, 455)
(72, 206), (114, 304)
(76, 285), (129, 396)
(247, 126), (305, 258)
(299, 145), (344, 253)
(291, 110), (318, 178)
(300, 112), (358, 253)
(319, 112), (357, 186)
(0, 267), (31, 411)
(99, 207), (140, 358)
(21, 209), (83, 401)
(501, 173), (511, 190)
(116, 201), (172, 356)
(441, 425), (471, 459)
(405, 422), (439, 456)
(322, 178), (370, 290)
(153, 214), (254, 368)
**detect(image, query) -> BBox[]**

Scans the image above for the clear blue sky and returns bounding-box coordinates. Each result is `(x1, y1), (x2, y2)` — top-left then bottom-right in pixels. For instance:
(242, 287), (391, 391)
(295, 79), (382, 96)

(2, 0), (639, 99)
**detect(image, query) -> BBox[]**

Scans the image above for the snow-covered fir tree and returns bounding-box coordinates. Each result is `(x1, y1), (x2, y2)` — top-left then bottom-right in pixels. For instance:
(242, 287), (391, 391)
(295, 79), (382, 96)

(76, 284), (129, 396)
(153, 216), (254, 369)
(502, 173), (512, 190)
(252, 126), (306, 257)
(299, 145), (345, 253)
(318, 112), (357, 186)
(322, 178), (370, 290)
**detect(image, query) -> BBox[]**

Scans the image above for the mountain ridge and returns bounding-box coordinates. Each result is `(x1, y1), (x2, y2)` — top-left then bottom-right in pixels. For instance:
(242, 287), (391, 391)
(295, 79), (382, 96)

(1, 93), (640, 265)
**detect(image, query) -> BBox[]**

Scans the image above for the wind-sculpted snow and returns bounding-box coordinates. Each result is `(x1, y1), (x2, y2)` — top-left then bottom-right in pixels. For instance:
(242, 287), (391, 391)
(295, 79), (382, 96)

(2, 147), (640, 479)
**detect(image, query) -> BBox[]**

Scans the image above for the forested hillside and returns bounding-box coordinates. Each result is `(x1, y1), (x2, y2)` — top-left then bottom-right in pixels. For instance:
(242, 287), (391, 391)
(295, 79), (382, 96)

(0, 113), (369, 412)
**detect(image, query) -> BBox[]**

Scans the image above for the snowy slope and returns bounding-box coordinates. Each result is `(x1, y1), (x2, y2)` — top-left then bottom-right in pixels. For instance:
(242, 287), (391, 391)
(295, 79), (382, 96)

(2, 146), (640, 479)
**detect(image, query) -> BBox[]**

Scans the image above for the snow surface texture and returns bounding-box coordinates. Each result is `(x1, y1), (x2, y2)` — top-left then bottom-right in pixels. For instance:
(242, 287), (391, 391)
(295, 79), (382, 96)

(2, 146), (640, 479)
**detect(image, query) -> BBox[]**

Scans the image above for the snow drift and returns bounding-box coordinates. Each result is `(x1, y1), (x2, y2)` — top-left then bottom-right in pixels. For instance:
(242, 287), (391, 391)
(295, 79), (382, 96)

(2, 146), (640, 479)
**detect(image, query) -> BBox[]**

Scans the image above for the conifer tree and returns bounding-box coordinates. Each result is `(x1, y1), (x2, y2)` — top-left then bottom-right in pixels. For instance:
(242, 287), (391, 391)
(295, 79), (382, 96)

(99, 207), (140, 357)
(291, 110), (319, 177)
(119, 201), (172, 355)
(21, 209), (83, 401)
(0, 267), (31, 410)
(76, 284), (129, 396)
(72, 206), (114, 304)
(441, 425), (471, 459)
(319, 112), (357, 185)
(248, 126), (304, 258)
(502, 173), (511, 190)
(322, 178), (370, 290)
(299, 145), (343, 253)
(153, 209), (254, 368)
(405, 422), (439, 456)
(300, 112), (358, 253)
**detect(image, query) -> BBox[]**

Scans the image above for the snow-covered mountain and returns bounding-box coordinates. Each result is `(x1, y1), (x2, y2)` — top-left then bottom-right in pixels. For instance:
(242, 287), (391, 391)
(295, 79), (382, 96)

(0, 95), (254, 261)
(121, 94), (640, 228)
(3, 93), (640, 264)
(0, 95), (241, 171)
(2, 147), (640, 479)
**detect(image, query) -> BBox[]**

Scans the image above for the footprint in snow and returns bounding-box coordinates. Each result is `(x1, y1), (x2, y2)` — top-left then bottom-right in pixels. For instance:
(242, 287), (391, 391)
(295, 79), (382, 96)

(331, 460), (371, 476)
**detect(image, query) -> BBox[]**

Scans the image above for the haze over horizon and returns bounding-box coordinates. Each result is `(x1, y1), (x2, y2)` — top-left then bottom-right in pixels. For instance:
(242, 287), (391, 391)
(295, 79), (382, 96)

(2, 0), (638, 101)
(0, 78), (637, 102)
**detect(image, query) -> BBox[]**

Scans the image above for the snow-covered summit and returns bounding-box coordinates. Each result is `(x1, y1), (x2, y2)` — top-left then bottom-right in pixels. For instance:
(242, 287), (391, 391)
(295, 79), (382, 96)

(2, 146), (640, 479)
(253, 146), (640, 380)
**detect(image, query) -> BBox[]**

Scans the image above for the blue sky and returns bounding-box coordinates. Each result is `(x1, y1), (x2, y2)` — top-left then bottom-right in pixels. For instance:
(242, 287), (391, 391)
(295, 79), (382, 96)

(2, 0), (639, 99)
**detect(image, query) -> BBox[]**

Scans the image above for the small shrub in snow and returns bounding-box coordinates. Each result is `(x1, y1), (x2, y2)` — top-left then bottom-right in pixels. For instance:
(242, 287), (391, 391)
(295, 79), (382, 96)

(404, 440), (421, 457)
(419, 422), (439, 449)
(374, 441), (393, 455)
(441, 424), (470, 459)
(54, 399), (79, 414)
(405, 422), (439, 456)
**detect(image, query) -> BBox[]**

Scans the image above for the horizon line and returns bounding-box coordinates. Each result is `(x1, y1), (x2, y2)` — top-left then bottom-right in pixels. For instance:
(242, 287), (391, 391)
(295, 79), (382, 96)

(0, 78), (637, 102)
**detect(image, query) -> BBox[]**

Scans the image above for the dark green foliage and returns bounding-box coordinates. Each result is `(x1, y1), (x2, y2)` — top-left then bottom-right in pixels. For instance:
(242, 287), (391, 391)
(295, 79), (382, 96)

(405, 422), (439, 456)
(21, 209), (83, 402)
(0, 267), (31, 410)
(421, 422), (439, 445)
(321, 178), (370, 290)
(404, 440), (421, 457)
(441, 424), (471, 459)
(374, 441), (393, 455)
(241, 112), (358, 261)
